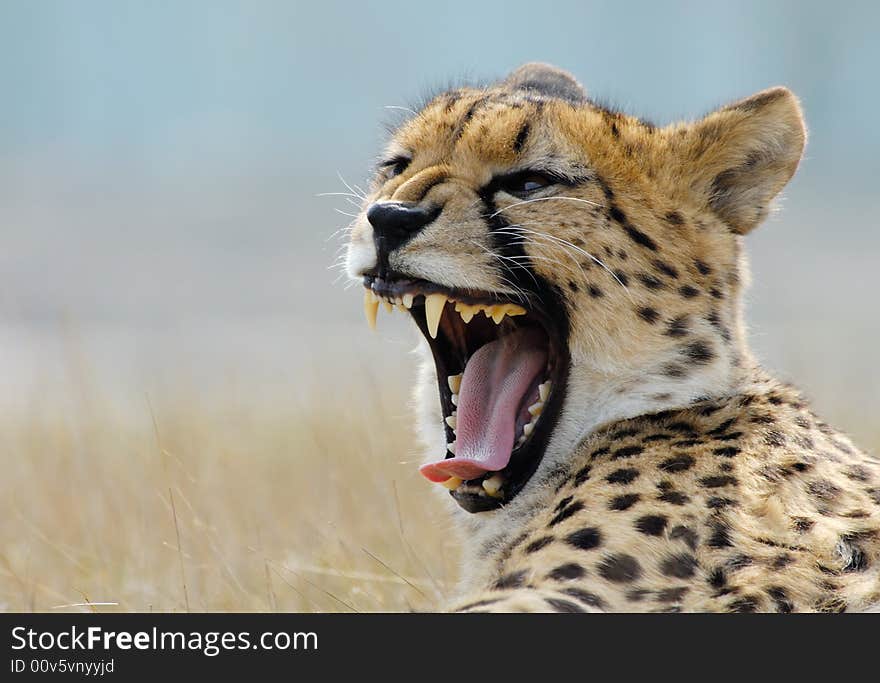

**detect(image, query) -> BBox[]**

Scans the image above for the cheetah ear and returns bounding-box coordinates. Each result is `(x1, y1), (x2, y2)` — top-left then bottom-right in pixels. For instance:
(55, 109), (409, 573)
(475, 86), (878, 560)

(502, 63), (587, 104)
(677, 87), (806, 234)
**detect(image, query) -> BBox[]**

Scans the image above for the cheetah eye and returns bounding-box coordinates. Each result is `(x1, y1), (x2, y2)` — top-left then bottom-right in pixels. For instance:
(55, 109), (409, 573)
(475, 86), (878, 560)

(381, 156), (411, 179)
(497, 171), (555, 197)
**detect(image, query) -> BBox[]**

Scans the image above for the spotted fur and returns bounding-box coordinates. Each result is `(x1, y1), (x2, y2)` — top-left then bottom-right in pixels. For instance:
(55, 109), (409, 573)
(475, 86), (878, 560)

(345, 63), (880, 612)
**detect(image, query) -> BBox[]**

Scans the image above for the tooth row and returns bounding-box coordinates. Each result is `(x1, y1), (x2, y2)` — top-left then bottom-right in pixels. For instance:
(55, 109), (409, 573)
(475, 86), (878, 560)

(365, 289), (412, 307)
(517, 381), (552, 446)
(445, 373), (462, 453)
(440, 473), (505, 498)
(363, 289), (414, 330)
(454, 301), (527, 327)
(363, 289), (526, 337)
(429, 295), (526, 339)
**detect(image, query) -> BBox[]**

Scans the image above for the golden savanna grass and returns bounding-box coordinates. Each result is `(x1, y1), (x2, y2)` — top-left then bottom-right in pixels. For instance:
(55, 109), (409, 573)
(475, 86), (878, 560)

(2, 340), (877, 613)
(0, 372), (459, 613)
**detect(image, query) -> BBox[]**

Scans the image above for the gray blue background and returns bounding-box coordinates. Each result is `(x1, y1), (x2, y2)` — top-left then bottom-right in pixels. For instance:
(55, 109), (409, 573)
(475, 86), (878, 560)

(1, 1), (877, 437)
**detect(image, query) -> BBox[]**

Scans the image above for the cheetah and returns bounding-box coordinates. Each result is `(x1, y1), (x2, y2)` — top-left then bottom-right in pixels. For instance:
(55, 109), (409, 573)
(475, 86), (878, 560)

(344, 63), (880, 612)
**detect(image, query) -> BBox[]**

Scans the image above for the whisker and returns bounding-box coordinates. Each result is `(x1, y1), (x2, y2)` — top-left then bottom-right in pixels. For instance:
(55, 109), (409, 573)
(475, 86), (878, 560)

(496, 224), (631, 298)
(317, 191), (362, 199)
(384, 105), (419, 116)
(466, 240), (538, 304)
(472, 227), (595, 297)
(336, 171), (368, 200)
(494, 274), (534, 305)
(325, 224), (354, 242)
(490, 245), (589, 284)
(317, 194), (363, 213)
(493, 231), (592, 288)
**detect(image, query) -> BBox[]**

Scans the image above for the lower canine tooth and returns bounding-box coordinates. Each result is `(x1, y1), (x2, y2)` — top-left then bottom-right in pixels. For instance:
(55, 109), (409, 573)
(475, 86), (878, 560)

(482, 474), (504, 497)
(364, 290), (379, 330)
(539, 381), (551, 402)
(425, 293), (447, 339)
(441, 476), (463, 491)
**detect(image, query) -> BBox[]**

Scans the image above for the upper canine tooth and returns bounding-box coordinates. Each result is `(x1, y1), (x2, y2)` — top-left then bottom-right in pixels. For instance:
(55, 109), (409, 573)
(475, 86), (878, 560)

(447, 374), (462, 394)
(528, 401), (544, 417)
(402, 293), (414, 309)
(364, 289), (379, 330)
(539, 381), (551, 402)
(425, 293), (447, 339)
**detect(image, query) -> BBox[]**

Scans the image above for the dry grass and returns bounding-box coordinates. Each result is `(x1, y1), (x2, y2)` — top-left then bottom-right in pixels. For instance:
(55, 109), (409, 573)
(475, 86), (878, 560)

(0, 376), (458, 613)
(3, 347), (877, 614)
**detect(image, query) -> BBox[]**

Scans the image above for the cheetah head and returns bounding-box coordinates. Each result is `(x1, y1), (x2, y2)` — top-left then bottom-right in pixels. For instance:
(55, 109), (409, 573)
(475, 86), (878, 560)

(345, 63), (805, 513)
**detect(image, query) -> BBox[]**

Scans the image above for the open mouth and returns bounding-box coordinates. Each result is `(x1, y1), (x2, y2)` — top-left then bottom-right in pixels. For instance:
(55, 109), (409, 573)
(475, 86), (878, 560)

(363, 275), (569, 513)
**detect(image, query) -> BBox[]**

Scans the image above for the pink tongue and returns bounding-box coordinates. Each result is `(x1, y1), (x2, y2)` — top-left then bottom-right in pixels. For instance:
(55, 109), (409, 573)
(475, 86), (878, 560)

(420, 328), (547, 483)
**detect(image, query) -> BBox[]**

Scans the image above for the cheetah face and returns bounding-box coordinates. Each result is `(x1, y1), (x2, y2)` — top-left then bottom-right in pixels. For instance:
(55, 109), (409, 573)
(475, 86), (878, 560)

(345, 64), (805, 513)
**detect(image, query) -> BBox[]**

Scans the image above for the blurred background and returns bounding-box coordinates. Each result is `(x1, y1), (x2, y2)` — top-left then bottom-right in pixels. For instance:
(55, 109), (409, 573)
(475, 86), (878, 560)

(1, 1), (877, 611)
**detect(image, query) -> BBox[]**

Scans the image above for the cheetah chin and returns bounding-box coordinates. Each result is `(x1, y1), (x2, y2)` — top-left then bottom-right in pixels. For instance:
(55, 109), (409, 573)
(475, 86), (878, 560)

(363, 277), (570, 513)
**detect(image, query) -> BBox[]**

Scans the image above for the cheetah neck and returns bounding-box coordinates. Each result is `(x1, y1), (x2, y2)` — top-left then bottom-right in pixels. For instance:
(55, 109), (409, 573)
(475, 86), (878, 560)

(430, 342), (754, 592)
(556, 347), (748, 467)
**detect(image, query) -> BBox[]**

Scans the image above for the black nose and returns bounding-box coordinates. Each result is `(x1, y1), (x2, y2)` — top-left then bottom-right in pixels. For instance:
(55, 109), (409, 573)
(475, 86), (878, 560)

(367, 201), (440, 256)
